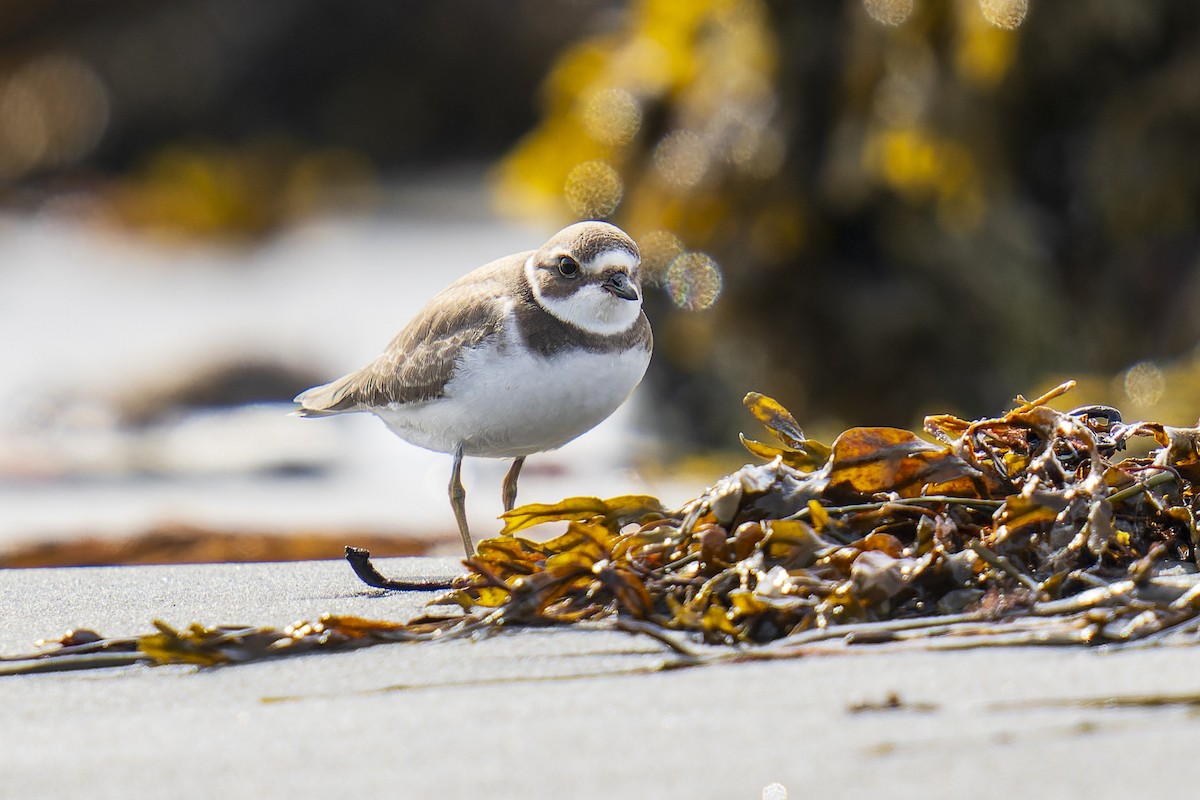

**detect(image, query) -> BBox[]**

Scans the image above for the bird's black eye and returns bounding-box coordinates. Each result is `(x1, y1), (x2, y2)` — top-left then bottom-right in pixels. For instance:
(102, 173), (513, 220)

(557, 255), (580, 277)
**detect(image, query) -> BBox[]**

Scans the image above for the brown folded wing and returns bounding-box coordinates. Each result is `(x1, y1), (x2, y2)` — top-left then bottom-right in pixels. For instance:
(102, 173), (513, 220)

(294, 258), (519, 415)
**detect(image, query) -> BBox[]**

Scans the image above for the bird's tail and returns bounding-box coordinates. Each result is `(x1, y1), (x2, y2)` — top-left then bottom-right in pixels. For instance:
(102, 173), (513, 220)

(292, 376), (358, 417)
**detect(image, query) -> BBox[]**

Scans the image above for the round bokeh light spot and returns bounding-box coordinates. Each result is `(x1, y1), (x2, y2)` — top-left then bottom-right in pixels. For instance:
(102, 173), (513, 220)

(564, 159), (623, 218)
(665, 252), (723, 311)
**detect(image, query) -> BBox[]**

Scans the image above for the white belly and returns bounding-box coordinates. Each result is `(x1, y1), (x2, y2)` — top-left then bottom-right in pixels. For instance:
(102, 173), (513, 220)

(374, 338), (650, 458)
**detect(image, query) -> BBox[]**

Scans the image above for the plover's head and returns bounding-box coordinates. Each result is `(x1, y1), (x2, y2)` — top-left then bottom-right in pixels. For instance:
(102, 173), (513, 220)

(525, 221), (643, 335)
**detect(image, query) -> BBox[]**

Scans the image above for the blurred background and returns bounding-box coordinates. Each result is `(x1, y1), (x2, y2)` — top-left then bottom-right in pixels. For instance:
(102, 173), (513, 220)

(2, 0), (1199, 564)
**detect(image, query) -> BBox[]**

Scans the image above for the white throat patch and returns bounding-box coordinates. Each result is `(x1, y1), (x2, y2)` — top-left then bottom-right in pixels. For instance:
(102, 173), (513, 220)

(525, 253), (643, 335)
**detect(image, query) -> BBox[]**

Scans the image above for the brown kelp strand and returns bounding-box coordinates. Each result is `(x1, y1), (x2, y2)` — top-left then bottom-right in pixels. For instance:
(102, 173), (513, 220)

(432, 382), (1200, 648)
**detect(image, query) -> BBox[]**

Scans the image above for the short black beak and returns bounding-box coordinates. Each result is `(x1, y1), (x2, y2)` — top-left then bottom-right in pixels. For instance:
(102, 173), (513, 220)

(603, 271), (639, 301)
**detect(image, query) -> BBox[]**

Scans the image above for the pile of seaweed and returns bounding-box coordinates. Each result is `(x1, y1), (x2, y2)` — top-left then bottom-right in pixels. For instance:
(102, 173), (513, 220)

(6, 381), (1200, 674)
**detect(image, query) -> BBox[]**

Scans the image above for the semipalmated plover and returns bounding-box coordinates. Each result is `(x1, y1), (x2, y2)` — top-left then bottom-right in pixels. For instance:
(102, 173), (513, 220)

(295, 221), (652, 556)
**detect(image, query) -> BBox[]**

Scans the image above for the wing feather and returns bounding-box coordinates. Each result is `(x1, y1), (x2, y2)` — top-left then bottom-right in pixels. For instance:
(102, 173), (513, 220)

(294, 254), (524, 415)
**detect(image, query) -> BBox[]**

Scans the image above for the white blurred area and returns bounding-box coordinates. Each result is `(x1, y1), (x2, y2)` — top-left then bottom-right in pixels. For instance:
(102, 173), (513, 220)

(0, 178), (687, 555)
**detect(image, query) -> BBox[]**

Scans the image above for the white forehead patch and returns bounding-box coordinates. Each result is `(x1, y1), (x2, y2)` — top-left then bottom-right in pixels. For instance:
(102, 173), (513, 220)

(582, 248), (639, 276)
